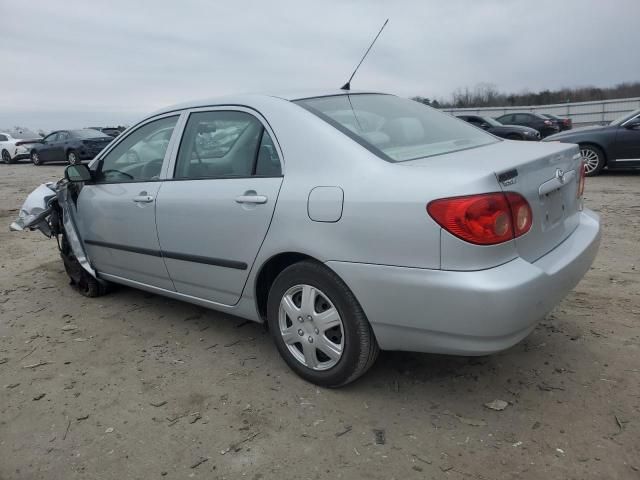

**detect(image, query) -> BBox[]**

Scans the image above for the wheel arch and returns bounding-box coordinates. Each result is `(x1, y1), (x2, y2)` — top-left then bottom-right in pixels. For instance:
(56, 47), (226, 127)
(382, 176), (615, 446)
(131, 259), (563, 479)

(578, 142), (608, 165)
(254, 251), (323, 322)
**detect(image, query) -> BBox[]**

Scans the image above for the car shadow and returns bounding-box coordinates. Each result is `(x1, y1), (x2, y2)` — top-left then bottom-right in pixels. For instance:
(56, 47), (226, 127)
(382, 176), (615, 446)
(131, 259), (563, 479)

(96, 281), (573, 403)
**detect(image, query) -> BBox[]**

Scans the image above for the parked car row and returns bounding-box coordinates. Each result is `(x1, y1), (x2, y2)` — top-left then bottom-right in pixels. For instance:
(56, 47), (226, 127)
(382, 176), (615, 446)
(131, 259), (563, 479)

(456, 111), (574, 141)
(456, 115), (541, 140)
(1, 126), (128, 165)
(455, 109), (640, 175)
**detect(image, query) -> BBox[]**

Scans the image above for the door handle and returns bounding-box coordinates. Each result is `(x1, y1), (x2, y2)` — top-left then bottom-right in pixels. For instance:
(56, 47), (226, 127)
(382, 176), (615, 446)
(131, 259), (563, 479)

(235, 194), (268, 204)
(133, 195), (154, 203)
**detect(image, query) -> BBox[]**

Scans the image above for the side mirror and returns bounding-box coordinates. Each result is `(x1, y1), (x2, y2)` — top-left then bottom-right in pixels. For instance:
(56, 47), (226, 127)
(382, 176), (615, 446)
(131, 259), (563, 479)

(65, 164), (92, 182)
(624, 118), (640, 130)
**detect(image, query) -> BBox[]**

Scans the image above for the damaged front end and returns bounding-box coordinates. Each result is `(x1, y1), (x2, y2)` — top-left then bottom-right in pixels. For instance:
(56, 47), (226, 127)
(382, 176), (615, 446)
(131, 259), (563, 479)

(10, 179), (106, 296)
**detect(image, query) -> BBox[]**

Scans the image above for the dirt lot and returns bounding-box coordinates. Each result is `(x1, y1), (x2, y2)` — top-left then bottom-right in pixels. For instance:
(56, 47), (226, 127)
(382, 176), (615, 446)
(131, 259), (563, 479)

(0, 163), (638, 480)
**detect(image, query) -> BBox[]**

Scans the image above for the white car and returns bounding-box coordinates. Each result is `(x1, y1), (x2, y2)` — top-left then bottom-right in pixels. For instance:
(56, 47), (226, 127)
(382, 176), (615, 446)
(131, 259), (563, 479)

(0, 132), (40, 164)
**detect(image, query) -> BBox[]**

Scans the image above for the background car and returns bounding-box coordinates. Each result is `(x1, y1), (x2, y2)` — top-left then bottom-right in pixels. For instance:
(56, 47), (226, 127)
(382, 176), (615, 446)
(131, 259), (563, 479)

(457, 115), (540, 140)
(541, 113), (572, 131)
(30, 129), (113, 166)
(495, 112), (560, 138)
(88, 126), (126, 138)
(0, 131), (41, 163)
(543, 108), (640, 176)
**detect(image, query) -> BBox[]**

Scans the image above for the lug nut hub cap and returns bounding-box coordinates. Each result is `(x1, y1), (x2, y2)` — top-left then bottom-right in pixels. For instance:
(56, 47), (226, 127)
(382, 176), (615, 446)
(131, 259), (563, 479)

(278, 284), (344, 371)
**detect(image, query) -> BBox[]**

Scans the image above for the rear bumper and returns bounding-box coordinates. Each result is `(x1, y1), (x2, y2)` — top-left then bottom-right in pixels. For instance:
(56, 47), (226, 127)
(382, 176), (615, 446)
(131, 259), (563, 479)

(327, 209), (601, 355)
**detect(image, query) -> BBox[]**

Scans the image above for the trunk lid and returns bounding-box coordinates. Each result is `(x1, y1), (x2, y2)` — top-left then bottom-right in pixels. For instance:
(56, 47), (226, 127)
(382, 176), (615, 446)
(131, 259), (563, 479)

(85, 137), (112, 146)
(401, 140), (583, 263)
(495, 145), (582, 262)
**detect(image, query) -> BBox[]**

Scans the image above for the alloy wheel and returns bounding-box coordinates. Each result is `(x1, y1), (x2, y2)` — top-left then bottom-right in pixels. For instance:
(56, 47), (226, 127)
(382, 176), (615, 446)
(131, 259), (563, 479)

(580, 147), (600, 175)
(2, 150), (11, 164)
(68, 152), (78, 165)
(31, 152), (41, 165)
(278, 284), (344, 371)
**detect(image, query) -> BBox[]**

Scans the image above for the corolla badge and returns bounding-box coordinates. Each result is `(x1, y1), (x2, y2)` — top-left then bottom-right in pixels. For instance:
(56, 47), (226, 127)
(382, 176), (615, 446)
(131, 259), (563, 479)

(555, 168), (566, 184)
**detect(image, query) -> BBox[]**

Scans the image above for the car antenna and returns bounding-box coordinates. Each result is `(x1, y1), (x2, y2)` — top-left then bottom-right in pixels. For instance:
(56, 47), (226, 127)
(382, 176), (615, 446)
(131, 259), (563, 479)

(341, 19), (389, 91)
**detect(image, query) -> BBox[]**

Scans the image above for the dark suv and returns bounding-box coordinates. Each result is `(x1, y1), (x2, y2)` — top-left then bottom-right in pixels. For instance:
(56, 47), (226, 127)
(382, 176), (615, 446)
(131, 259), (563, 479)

(495, 112), (559, 138)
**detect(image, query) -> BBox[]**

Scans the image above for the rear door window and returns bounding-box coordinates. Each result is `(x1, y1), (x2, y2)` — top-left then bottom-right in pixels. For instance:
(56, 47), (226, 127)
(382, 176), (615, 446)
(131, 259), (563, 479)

(174, 111), (281, 179)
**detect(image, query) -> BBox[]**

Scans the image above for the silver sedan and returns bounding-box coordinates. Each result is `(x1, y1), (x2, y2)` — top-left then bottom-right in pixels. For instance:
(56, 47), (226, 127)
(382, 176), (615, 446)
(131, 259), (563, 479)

(12, 91), (601, 387)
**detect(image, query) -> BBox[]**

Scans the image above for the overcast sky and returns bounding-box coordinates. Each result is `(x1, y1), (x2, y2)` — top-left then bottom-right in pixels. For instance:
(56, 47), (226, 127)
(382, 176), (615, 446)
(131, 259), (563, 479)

(1, 0), (638, 130)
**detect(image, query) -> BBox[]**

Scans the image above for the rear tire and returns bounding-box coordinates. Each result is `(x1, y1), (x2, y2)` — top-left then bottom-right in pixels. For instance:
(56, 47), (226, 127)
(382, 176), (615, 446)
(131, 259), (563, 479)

(2, 149), (13, 164)
(580, 144), (605, 176)
(266, 260), (379, 387)
(31, 151), (42, 166)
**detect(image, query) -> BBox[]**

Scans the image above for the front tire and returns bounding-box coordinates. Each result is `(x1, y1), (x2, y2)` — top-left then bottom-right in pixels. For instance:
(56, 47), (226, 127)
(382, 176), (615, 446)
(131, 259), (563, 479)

(31, 151), (42, 166)
(580, 144), (605, 176)
(2, 149), (13, 164)
(60, 233), (109, 298)
(67, 150), (80, 165)
(267, 261), (379, 387)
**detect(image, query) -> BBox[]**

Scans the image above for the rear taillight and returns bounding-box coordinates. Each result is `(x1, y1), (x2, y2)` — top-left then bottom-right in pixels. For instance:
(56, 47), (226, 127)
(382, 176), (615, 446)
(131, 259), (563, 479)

(427, 192), (532, 245)
(577, 160), (586, 198)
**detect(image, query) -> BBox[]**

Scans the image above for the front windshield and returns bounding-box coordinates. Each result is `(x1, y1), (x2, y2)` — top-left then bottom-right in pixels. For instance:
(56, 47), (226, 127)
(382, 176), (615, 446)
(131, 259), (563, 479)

(71, 129), (110, 139)
(610, 109), (640, 126)
(295, 94), (497, 162)
(482, 117), (503, 127)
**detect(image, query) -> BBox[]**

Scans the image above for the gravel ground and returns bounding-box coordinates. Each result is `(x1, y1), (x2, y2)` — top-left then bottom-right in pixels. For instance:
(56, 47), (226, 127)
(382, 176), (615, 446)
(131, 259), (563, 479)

(0, 162), (639, 480)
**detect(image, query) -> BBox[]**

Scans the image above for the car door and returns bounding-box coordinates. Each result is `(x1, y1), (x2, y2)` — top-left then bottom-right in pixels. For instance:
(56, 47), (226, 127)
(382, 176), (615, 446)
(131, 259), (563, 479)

(39, 132), (59, 161)
(612, 114), (640, 165)
(53, 131), (70, 161)
(514, 114), (531, 128)
(76, 114), (181, 289)
(155, 108), (284, 305)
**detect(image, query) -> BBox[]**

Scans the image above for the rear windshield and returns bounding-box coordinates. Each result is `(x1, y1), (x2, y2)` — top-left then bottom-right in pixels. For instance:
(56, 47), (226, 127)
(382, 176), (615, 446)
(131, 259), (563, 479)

(295, 94), (497, 162)
(71, 129), (110, 139)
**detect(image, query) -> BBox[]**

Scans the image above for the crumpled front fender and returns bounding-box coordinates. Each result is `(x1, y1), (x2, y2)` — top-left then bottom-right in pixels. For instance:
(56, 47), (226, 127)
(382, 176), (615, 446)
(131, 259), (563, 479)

(10, 182), (57, 234)
(10, 180), (99, 281)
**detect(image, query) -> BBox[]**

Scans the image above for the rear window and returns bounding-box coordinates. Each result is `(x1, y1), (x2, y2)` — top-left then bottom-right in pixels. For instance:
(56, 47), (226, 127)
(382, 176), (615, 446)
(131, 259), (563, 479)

(71, 129), (110, 139)
(295, 94), (497, 162)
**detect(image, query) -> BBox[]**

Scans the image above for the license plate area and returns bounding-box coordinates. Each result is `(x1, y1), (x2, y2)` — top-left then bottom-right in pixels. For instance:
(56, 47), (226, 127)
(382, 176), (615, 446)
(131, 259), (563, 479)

(542, 189), (565, 228)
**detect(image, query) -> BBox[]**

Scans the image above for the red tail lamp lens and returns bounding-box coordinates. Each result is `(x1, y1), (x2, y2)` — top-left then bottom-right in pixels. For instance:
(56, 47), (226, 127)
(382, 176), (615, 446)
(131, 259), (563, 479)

(505, 192), (533, 236)
(427, 192), (532, 245)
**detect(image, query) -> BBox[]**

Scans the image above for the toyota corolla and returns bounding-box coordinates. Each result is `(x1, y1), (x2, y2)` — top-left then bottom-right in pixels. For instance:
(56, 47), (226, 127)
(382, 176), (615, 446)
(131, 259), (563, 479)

(11, 91), (601, 387)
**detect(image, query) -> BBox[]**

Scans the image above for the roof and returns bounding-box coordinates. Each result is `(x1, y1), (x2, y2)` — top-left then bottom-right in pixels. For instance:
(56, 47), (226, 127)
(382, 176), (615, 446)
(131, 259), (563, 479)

(149, 89), (384, 117)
